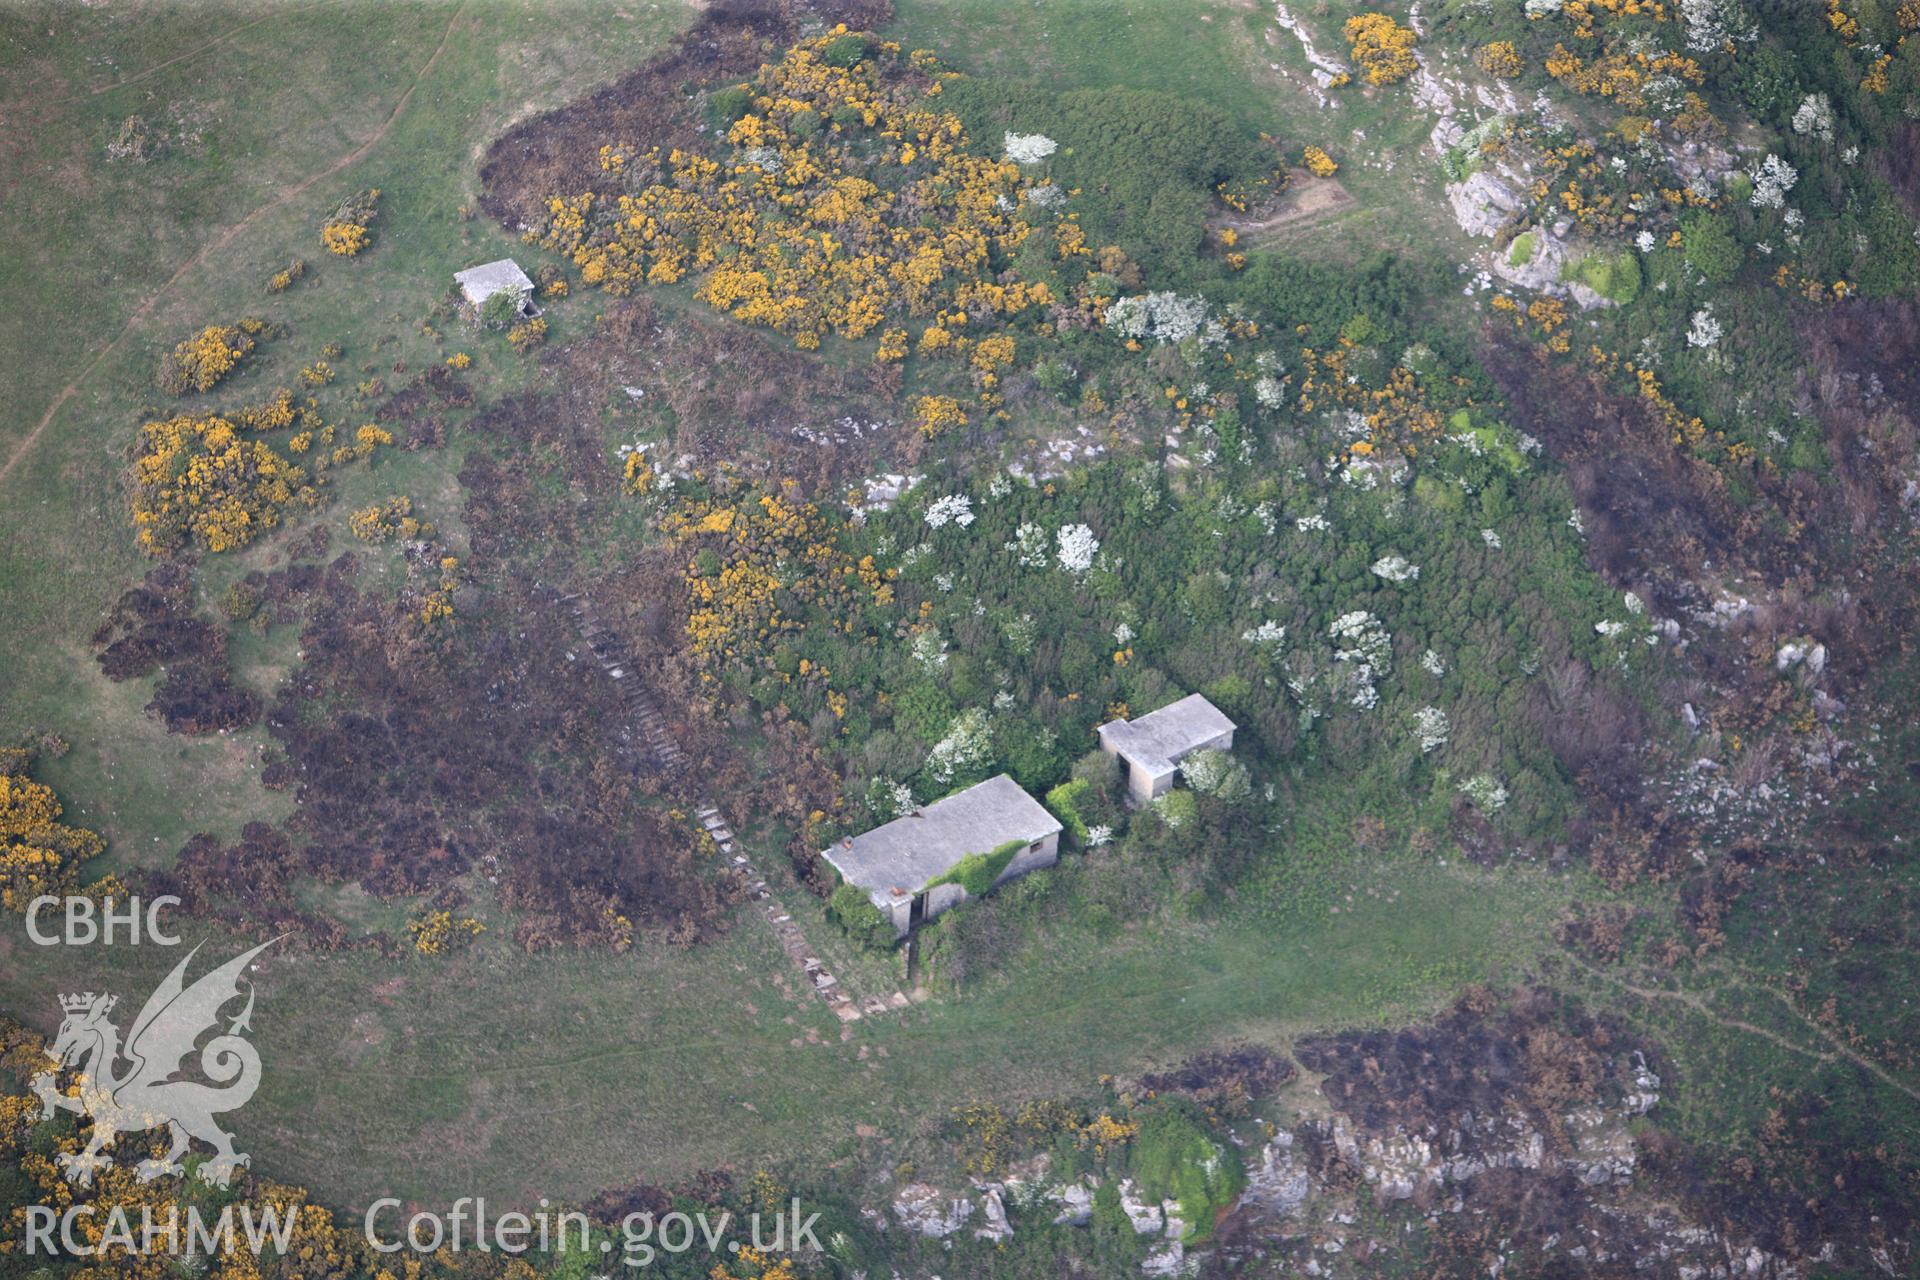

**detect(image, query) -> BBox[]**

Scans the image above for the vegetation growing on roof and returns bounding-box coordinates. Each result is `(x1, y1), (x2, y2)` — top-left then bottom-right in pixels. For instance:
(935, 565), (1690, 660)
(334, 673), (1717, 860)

(925, 837), (1030, 898)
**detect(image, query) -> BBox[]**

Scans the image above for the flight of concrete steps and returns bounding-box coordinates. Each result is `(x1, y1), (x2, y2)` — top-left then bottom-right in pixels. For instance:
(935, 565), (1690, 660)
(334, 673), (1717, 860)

(550, 587), (908, 1022)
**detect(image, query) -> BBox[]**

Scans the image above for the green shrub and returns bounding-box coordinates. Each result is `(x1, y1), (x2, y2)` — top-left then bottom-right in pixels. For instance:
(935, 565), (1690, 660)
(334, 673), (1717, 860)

(1506, 231), (1536, 265)
(926, 838), (1028, 897)
(828, 882), (897, 951)
(1046, 778), (1093, 845)
(479, 289), (522, 329)
(821, 33), (869, 67)
(706, 84), (751, 127)
(1680, 211), (1742, 285)
(1565, 251), (1641, 304)
(1129, 1103), (1245, 1241)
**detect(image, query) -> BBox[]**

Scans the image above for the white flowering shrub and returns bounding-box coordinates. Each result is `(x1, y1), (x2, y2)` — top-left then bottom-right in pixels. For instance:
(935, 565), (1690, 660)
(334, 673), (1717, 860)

(1371, 554), (1420, 583)
(1458, 773), (1509, 813)
(1002, 611), (1037, 654)
(1103, 291), (1209, 344)
(1680, 0), (1755, 53)
(911, 626), (949, 672)
(926, 708), (993, 784)
(1056, 523), (1099, 573)
(868, 777), (916, 820)
(1421, 648), (1448, 677)
(1686, 306), (1723, 349)
(1151, 789), (1196, 830)
(1003, 131), (1058, 164)
(924, 494), (975, 529)
(1791, 93), (1834, 143)
(1242, 621), (1287, 655)
(1025, 181), (1066, 208)
(1254, 375), (1286, 410)
(1331, 611), (1391, 668)
(1180, 748), (1251, 802)
(1481, 528), (1502, 549)
(1748, 154), (1797, 209)
(1331, 610), (1392, 710)
(1084, 824), (1114, 849)
(1414, 706), (1450, 753)
(1005, 521), (1050, 567)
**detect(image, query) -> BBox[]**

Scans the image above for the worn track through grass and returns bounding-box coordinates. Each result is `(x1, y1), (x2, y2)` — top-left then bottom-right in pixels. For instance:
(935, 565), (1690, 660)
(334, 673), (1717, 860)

(0, 3), (467, 489)
(44, 4), (329, 107)
(1566, 953), (1920, 1104)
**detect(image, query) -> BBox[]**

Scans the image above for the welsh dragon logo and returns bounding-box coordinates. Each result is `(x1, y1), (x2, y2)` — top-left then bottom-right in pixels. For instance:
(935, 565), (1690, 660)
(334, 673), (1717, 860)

(30, 939), (279, 1188)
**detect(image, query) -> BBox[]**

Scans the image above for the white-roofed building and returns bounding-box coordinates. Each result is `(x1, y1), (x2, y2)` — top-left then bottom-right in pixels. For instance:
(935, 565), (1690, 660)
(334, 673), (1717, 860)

(1096, 693), (1237, 806)
(821, 773), (1062, 939)
(453, 258), (537, 317)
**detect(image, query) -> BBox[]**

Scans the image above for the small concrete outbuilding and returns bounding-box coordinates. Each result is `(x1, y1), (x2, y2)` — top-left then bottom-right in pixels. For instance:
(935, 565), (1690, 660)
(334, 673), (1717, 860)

(821, 774), (1062, 939)
(1097, 693), (1237, 807)
(453, 259), (537, 317)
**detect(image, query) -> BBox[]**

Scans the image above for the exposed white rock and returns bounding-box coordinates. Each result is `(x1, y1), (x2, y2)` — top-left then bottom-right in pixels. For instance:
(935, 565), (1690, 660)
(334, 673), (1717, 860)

(1447, 170), (1525, 239)
(1242, 1134), (1313, 1218)
(1051, 1182), (1094, 1227)
(972, 1185), (1012, 1242)
(1141, 1238), (1189, 1276)
(1118, 1179), (1164, 1235)
(891, 1183), (973, 1237)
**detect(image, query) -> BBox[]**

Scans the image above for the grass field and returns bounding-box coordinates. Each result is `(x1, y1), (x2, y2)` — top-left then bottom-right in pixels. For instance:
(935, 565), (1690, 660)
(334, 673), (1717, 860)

(892, 0), (1478, 263)
(0, 0), (695, 853)
(0, 854), (1576, 1206)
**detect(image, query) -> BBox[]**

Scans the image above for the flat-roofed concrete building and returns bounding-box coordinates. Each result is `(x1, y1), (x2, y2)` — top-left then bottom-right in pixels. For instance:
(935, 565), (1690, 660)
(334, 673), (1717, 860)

(453, 258), (537, 316)
(1097, 693), (1237, 807)
(822, 773), (1062, 939)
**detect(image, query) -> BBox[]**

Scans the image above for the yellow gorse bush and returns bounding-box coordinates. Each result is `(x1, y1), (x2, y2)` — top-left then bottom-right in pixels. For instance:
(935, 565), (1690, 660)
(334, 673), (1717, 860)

(1477, 41), (1523, 78)
(320, 186), (380, 256)
(348, 494), (423, 543)
(130, 413), (306, 554)
(534, 30), (1056, 359)
(156, 324), (255, 395)
(662, 485), (894, 673)
(407, 909), (484, 955)
(0, 761), (109, 914)
(1344, 13), (1419, 86)
(913, 393), (966, 439)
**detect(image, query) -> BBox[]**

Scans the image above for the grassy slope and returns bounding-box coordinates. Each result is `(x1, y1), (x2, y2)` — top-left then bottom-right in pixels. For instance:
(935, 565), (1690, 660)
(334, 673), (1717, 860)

(0, 0), (694, 853)
(0, 856), (1573, 1205)
(890, 0), (1474, 262)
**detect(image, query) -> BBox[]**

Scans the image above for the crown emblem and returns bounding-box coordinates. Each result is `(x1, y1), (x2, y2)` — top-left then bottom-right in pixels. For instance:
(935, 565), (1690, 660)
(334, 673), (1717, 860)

(59, 992), (114, 1016)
